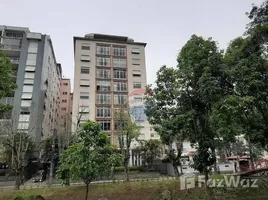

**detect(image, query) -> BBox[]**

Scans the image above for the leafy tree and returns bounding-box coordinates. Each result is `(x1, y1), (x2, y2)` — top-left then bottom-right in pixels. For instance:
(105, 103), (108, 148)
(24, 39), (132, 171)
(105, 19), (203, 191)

(140, 139), (163, 169)
(145, 66), (185, 176)
(114, 105), (141, 181)
(57, 120), (121, 200)
(0, 50), (17, 115)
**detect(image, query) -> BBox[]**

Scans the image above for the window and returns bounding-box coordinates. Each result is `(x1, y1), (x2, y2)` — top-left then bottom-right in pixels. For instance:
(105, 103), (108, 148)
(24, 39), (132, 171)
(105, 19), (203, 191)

(132, 58), (140, 65)
(150, 133), (154, 137)
(80, 79), (90, 87)
(28, 42), (38, 53)
(96, 94), (111, 104)
(114, 82), (127, 92)
(63, 92), (67, 95)
(79, 106), (89, 113)
(25, 72), (35, 79)
(25, 66), (35, 72)
(18, 122), (29, 130)
(24, 79), (34, 85)
(96, 69), (110, 79)
(132, 70), (141, 77)
(129, 106), (147, 122)
(63, 83), (68, 86)
(81, 55), (90, 62)
(97, 57), (110, 67)
(113, 58), (126, 68)
(114, 94), (127, 104)
(150, 127), (153, 131)
(114, 69), (126, 79)
(97, 120), (111, 131)
(62, 99), (67, 103)
(21, 100), (31, 107)
(22, 85), (33, 93)
(61, 107), (67, 111)
(81, 67), (90, 74)
(133, 82), (142, 89)
(80, 92), (89, 99)
(97, 46), (110, 55)
(6, 32), (23, 39)
(113, 47), (126, 56)
(114, 121), (127, 130)
(96, 107), (111, 118)
(81, 45), (90, 50)
(26, 53), (37, 66)
(21, 93), (32, 99)
(131, 48), (140, 54)
(96, 81), (111, 91)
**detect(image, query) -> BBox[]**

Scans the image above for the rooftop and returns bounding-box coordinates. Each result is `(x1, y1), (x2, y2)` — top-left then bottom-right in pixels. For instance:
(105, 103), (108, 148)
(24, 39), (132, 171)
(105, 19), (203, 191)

(0, 25), (30, 33)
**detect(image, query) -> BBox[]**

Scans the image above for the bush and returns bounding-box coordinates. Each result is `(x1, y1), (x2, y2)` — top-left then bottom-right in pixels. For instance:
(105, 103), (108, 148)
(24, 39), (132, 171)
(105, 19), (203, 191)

(114, 166), (145, 173)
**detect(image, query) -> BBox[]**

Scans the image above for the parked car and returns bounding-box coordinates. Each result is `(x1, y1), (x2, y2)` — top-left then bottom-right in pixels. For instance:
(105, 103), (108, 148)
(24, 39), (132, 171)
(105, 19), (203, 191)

(32, 170), (46, 182)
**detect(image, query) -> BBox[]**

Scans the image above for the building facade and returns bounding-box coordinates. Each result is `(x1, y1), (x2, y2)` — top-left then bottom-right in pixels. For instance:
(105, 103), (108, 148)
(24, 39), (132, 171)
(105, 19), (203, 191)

(59, 79), (72, 133)
(72, 33), (160, 145)
(0, 25), (62, 142)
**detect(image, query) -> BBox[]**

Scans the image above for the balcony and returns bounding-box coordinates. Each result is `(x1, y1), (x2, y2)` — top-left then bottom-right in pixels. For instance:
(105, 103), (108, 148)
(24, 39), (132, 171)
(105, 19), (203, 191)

(8, 57), (20, 65)
(0, 97), (14, 105)
(0, 44), (21, 51)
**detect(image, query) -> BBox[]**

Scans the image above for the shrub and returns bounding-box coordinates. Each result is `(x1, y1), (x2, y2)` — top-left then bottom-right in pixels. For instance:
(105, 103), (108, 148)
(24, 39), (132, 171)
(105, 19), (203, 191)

(114, 166), (145, 172)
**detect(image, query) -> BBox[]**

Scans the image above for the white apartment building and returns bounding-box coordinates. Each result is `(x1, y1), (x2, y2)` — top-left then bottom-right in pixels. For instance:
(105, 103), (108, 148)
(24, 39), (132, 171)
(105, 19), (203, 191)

(72, 33), (160, 145)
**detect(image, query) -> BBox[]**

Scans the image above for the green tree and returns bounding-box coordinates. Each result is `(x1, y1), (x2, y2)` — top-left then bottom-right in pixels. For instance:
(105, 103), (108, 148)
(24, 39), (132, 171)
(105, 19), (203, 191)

(57, 120), (121, 200)
(114, 105), (141, 181)
(140, 139), (162, 169)
(145, 66), (185, 176)
(0, 50), (17, 115)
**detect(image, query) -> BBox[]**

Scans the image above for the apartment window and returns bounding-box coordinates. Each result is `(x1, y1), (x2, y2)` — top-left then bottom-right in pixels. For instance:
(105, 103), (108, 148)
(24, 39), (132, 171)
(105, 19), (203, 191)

(114, 121), (127, 130)
(113, 69), (126, 79)
(80, 79), (90, 87)
(25, 72), (35, 79)
(81, 45), (90, 50)
(96, 81), (111, 91)
(80, 92), (89, 99)
(21, 100), (31, 107)
(18, 122), (29, 130)
(26, 53), (37, 66)
(62, 99), (67, 103)
(25, 66), (35, 72)
(6, 32), (23, 39)
(97, 57), (110, 67)
(81, 66), (90, 74)
(132, 70), (141, 77)
(63, 83), (68, 86)
(28, 42), (38, 53)
(63, 92), (67, 95)
(150, 127), (153, 131)
(150, 133), (154, 138)
(79, 106), (89, 113)
(113, 47), (126, 56)
(96, 69), (110, 79)
(96, 107), (111, 118)
(97, 120), (111, 131)
(22, 85), (33, 93)
(81, 55), (90, 62)
(131, 48), (140, 54)
(113, 58), (126, 68)
(23, 79), (34, 85)
(114, 82), (127, 92)
(132, 58), (140, 66)
(97, 46), (110, 55)
(133, 82), (142, 89)
(114, 94), (127, 105)
(61, 107), (67, 111)
(96, 94), (111, 104)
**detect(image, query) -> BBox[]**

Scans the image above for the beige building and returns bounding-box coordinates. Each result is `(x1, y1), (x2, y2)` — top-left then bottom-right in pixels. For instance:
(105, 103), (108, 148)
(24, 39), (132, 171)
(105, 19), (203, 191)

(59, 79), (72, 133)
(72, 33), (153, 145)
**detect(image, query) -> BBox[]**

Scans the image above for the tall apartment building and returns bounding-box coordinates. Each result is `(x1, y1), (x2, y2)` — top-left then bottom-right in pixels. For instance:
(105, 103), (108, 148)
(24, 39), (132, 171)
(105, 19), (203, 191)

(59, 79), (72, 133)
(0, 25), (62, 142)
(72, 33), (154, 145)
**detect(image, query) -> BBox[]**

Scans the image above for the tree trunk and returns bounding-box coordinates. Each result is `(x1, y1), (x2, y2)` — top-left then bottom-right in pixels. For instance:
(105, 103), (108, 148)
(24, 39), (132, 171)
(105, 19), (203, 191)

(204, 169), (215, 200)
(172, 164), (179, 177)
(85, 183), (89, 200)
(211, 148), (217, 173)
(14, 173), (21, 190)
(124, 150), (130, 182)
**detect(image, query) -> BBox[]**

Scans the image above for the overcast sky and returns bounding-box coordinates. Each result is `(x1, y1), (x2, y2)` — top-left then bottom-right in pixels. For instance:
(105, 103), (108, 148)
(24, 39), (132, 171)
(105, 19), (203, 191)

(1, 0), (263, 90)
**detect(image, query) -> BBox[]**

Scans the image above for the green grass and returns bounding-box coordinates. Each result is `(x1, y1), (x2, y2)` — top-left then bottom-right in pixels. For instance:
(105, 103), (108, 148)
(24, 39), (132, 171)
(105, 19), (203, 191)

(1, 179), (268, 200)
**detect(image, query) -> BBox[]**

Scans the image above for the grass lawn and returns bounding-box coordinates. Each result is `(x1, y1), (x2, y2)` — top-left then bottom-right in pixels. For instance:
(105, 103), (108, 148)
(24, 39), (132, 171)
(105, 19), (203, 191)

(1, 179), (268, 200)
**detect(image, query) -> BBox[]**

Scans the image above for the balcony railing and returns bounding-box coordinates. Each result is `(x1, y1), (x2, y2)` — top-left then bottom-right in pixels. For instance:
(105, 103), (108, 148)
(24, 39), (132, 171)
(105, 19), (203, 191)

(0, 97), (14, 105)
(8, 57), (20, 64)
(0, 44), (21, 50)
